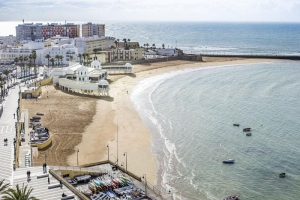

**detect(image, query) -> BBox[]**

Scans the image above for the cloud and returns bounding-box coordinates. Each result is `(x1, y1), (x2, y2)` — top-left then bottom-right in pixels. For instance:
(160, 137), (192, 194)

(0, 0), (299, 22)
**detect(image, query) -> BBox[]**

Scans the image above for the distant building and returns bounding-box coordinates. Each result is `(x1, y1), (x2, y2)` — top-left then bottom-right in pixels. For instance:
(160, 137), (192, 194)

(82, 22), (105, 38)
(111, 48), (144, 61)
(85, 36), (115, 55)
(41, 23), (80, 39)
(16, 23), (43, 41)
(0, 35), (17, 46)
(117, 42), (140, 49)
(156, 48), (179, 57)
(0, 39), (44, 64)
(16, 23), (80, 41)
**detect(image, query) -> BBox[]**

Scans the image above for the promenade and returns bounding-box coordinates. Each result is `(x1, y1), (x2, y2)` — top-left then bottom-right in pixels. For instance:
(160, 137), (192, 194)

(0, 85), (19, 185)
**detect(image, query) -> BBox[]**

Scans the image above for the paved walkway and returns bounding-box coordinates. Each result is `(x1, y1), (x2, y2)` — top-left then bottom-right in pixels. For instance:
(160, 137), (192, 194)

(0, 86), (19, 185)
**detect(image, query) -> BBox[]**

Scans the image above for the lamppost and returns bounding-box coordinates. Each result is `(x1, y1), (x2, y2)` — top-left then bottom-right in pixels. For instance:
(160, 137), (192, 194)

(123, 152), (127, 172)
(142, 174), (147, 196)
(107, 144), (109, 161)
(76, 149), (79, 166)
(44, 154), (47, 164)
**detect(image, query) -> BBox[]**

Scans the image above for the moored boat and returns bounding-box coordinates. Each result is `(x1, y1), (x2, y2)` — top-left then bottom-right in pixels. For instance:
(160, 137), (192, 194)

(223, 195), (239, 200)
(246, 132), (252, 136)
(279, 173), (286, 178)
(233, 124), (240, 127)
(243, 128), (251, 132)
(223, 159), (235, 164)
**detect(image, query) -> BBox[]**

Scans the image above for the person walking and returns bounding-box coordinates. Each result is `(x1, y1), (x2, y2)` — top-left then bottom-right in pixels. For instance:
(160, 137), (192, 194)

(13, 113), (15, 119)
(48, 177), (50, 184)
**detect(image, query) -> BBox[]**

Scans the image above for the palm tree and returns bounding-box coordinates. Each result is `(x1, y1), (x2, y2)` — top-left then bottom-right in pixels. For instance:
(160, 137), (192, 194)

(45, 54), (51, 70)
(2, 183), (39, 200)
(114, 40), (118, 48)
(3, 70), (10, 89)
(128, 39), (131, 48)
(50, 58), (55, 69)
(117, 39), (120, 47)
(82, 54), (86, 65)
(31, 50), (37, 75)
(28, 54), (33, 75)
(14, 57), (19, 66)
(162, 44), (165, 49)
(59, 55), (64, 67)
(78, 54), (82, 64)
(55, 55), (60, 67)
(152, 44), (156, 50)
(18, 56), (24, 78)
(93, 48), (98, 60)
(0, 76), (4, 98)
(69, 55), (73, 62)
(0, 179), (10, 195)
(146, 43), (149, 50)
(23, 56), (28, 77)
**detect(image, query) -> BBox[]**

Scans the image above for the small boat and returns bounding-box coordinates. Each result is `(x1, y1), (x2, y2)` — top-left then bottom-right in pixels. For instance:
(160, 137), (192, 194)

(246, 133), (252, 136)
(223, 195), (239, 200)
(279, 173), (285, 178)
(223, 159), (235, 164)
(233, 124), (240, 127)
(36, 111), (44, 115)
(243, 128), (251, 132)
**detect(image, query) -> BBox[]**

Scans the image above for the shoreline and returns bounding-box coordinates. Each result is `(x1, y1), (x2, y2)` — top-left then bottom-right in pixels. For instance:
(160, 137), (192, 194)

(67, 58), (280, 187)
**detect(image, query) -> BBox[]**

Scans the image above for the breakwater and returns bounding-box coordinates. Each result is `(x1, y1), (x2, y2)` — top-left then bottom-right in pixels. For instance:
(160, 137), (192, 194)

(199, 53), (300, 60)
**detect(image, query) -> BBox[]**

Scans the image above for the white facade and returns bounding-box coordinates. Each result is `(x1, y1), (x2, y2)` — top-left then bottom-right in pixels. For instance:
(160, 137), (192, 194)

(156, 48), (179, 57)
(53, 61), (110, 96)
(42, 44), (79, 66)
(0, 35), (17, 46)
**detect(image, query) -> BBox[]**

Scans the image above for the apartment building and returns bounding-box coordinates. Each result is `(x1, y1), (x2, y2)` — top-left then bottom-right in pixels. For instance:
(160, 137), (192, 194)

(82, 22), (105, 37)
(16, 23), (80, 41)
(16, 23), (43, 41)
(41, 23), (79, 39)
(0, 39), (44, 64)
(111, 48), (144, 61)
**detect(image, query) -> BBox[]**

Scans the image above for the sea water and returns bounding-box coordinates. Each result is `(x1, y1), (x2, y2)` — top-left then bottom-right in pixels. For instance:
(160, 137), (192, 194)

(1, 21), (300, 56)
(131, 61), (300, 200)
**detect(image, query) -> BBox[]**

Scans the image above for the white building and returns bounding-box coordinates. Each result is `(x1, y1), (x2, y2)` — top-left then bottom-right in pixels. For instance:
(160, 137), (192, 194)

(0, 35), (17, 46)
(42, 44), (79, 66)
(0, 39), (44, 64)
(53, 60), (109, 96)
(156, 48), (179, 57)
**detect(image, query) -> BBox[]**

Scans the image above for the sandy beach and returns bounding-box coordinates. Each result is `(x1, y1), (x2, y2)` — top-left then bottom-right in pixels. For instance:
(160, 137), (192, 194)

(23, 57), (278, 187)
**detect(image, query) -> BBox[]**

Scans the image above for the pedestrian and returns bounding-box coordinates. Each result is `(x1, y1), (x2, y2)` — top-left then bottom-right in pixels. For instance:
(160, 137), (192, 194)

(60, 180), (62, 188)
(13, 113), (15, 119)
(48, 177), (50, 184)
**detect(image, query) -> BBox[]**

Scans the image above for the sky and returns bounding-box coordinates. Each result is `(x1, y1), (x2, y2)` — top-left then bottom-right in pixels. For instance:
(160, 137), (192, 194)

(0, 0), (300, 22)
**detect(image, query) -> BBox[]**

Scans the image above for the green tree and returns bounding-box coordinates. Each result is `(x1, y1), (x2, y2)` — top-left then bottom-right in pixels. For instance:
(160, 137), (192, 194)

(59, 55), (64, 67)
(55, 55), (60, 67)
(3, 70), (10, 90)
(23, 56), (28, 77)
(162, 44), (165, 49)
(50, 58), (55, 69)
(78, 54), (82, 64)
(18, 56), (24, 78)
(69, 55), (73, 62)
(2, 183), (39, 200)
(0, 76), (4, 98)
(45, 54), (51, 71)
(0, 179), (10, 195)
(14, 57), (19, 66)
(31, 50), (37, 75)
(28, 54), (33, 75)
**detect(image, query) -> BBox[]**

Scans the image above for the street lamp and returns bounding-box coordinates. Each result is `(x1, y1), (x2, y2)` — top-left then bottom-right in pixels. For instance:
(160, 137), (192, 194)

(76, 149), (79, 166)
(107, 144), (109, 161)
(142, 174), (147, 196)
(123, 152), (127, 172)
(44, 154), (47, 164)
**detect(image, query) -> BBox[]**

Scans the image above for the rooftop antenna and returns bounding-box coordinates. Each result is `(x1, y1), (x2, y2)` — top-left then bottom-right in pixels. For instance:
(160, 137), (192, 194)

(22, 19), (24, 24)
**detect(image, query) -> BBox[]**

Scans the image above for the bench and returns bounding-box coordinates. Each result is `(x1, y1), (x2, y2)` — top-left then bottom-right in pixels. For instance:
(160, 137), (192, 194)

(61, 195), (75, 200)
(48, 183), (61, 189)
(37, 173), (49, 179)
